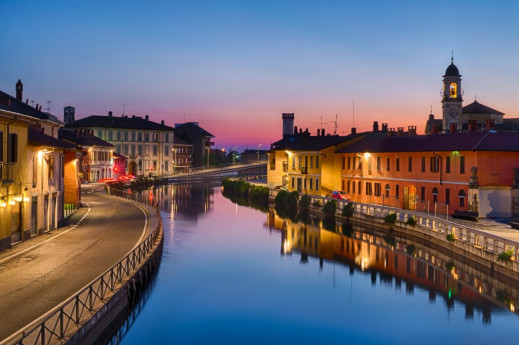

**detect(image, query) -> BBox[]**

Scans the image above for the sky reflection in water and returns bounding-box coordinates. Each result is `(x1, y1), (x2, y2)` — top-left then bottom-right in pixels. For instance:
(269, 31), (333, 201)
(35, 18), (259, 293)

(121, 184), (519, 345)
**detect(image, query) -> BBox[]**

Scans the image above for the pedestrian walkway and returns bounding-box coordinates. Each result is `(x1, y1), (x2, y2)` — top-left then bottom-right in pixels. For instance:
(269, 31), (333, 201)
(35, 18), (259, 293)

(446, 215), (519, 242)
(0, 185), (157, 341)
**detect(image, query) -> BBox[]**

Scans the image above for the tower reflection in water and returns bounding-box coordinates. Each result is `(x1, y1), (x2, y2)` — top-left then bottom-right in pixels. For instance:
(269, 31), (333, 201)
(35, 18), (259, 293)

(266, 209), (518, 324)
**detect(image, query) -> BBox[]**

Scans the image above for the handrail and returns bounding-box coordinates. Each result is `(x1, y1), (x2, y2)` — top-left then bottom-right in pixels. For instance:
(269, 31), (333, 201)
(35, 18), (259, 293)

(2, 190), (163, 345)
(269, 189), (519, 268)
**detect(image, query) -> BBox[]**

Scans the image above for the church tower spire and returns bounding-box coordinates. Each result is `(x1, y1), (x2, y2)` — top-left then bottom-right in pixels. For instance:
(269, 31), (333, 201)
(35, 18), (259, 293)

(442, 55), (463, 132)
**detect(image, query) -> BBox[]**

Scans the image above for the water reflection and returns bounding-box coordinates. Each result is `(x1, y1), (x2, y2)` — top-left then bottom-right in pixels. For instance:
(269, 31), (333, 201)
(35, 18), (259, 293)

(267, 209), (518, 324)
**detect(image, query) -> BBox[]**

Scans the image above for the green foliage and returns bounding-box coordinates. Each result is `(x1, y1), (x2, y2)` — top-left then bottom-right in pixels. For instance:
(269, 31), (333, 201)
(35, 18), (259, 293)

(342, 222), (354, 237)
(342, 202), (354, 218)
(498, 249), (514, 262)
(446, 233), (456, 242)
(297, 209), (311, 224)
(322, 216), (336, 231)
(221, 179), (269, 212)
(405, 244), (416, 255)
(286, 191), (299, 210)
(384, 235), (396, 247)
(405, 217), (417, 226)
(445, 260), (455, 271)
(312, 200), (321, 207)
(322, 200), (337, 216)
(275, 190), (289, 206)
(299, 194), (311, 209)
(384, 213), (397, 224)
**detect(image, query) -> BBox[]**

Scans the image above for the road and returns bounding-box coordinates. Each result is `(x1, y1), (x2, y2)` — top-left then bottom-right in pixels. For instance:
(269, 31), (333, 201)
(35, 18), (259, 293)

(0, 185), (149, 340)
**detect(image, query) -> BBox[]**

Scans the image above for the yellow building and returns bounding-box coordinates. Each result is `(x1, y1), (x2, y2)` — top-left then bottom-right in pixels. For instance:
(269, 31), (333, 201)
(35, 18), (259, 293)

(267, 113), (366, 196)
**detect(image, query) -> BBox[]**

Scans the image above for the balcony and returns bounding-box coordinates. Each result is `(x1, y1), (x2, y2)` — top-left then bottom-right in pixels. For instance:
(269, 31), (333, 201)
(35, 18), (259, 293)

(1, 162), (15, 185)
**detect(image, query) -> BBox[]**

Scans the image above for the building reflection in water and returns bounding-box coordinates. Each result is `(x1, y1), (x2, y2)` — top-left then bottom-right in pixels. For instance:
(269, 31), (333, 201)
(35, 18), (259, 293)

(266, 209), (518, 324)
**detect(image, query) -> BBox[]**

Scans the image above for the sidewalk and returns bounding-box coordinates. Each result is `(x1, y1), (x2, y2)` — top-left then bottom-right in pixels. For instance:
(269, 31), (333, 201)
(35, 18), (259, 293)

(0, 186), (158, 341)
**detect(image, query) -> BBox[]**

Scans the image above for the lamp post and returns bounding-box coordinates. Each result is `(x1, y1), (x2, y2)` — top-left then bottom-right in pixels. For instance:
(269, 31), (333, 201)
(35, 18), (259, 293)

(172, 147), (177, 173)
(206, 147), (210, 167)
(257, 143), (262, 162)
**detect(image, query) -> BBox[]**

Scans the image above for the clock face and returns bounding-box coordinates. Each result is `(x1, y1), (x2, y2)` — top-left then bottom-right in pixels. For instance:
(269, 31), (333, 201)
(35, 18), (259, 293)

(449, 108), (457, 116)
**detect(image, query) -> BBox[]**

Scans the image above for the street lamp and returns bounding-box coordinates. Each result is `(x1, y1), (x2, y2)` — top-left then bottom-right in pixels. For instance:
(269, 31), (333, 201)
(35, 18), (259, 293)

(257, 143), (262, 162)
(172, 147), (177, 173)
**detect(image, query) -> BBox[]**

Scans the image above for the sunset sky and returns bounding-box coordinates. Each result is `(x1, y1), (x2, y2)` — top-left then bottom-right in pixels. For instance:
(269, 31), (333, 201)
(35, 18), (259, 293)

(2, 1), (519, 149)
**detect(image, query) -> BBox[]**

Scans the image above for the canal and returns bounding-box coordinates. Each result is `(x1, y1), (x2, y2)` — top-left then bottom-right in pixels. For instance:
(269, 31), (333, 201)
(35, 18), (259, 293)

(117, 182), (519, 344)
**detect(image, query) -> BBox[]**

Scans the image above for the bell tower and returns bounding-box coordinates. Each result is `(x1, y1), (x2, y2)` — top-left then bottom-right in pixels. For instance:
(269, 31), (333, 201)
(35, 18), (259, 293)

(441, 55), (463, 132)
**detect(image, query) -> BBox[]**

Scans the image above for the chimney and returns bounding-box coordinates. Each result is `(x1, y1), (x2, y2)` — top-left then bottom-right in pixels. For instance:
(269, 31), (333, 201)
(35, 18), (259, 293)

(145, 115), (149, 121)
(36, 103), (39, 110)
(299, 128), (303, 134)
(397, 127), (404, 136)
(108, 111), (113, 117)
(16, 80), (23, 101)
(305, 128), (309, 134)
(381, 123), (388, 132)
(387, 128), (396, 137)
(449, 123), (458, 133)
(373, 121), (379, 133)
(282, 113), (295, 138)
(294, 125), (298, 134)
(469, 120), (478, 132)
(161, 120), (164, 125)
(322, 128), (325, 136)
(486, 119), (495, 130)
(432, 124), (440, 134)
(351, 127), (356, 135)
(408, 126), (417, 135)
(317, 129), (320, 136)
(25, 99), (28, 104)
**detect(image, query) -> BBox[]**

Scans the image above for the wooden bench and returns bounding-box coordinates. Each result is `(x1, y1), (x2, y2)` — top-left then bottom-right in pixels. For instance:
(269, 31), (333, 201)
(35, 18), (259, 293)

(452, 210), (479, 221)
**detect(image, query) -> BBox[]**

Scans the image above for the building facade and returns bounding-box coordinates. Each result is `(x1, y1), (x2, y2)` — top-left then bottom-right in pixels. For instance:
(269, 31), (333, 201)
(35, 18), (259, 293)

(66, 111), (175, 177)
(174, 122), (214, 167)
(172, 136), (193, 172)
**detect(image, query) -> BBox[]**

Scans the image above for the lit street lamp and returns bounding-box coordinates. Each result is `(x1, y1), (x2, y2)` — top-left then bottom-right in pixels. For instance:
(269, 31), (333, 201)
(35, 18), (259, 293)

(257, 143), (262, 162)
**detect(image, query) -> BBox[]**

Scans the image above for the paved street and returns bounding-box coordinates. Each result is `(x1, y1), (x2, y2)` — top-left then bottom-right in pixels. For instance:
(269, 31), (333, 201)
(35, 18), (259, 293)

(0, 185), (150, 340)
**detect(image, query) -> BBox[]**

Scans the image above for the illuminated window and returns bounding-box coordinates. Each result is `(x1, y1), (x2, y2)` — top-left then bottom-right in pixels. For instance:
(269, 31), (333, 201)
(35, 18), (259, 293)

(449, 83), (457, 98)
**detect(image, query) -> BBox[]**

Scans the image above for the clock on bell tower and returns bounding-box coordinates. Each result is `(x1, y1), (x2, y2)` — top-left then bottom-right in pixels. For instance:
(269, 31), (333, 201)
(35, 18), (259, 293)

(441, 55), (463, 132)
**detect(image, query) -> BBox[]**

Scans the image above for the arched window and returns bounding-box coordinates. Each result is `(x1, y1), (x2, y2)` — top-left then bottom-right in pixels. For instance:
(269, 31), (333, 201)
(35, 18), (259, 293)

(385, 184), (390, 198)
(458, 189), (466, 208)
(450, 83), (457, 98)
(432, 187), (439, 204)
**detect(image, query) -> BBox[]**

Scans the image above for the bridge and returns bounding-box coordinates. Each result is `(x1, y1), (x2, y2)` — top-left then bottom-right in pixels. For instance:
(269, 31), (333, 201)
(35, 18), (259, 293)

(164, 161), (267, 183)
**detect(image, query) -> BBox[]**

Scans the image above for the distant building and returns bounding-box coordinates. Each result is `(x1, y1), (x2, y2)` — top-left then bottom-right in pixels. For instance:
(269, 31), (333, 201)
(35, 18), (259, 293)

(239, 149), (268, 163)
(174, 122), (214, 167)
(64, 106), (75, 125)
(66, 111), (175, 177)
(172, 136), (193, 172)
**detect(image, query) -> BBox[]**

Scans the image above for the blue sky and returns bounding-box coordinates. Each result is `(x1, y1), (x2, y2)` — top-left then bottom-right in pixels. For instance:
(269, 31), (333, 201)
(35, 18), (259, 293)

(1, 0), (519, 148)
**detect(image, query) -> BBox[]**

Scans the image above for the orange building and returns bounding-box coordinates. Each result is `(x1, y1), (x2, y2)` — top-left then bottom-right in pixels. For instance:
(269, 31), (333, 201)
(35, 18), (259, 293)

(337, 131), (519, 218)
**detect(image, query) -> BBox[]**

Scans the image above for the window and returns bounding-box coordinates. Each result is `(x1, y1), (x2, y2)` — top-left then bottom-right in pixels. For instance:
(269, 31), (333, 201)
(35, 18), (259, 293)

(430, 156), (440, 172)
(342, 157), (345, 170)
(131, 145), (136, 155)
(124, 132), (128, 141)
(48, 155), (54, 179)
(316, 178), (319, 190)
(165, 133), (169, 142)
(421, 157), (426, 172)
(458, 190), (466, 207)
(445, 188), (450, 206)
(117, 131), (121, 141)
(292, 156), (295, 170)
(153, 160), (157, 170)
(309, 178), (313, 190)
(366, 182), (373, 195)
(421, 186), (425, 201)
(153, 145), (158, 156)
(304, 178), (307, 190)
(368, 157), (372, 174)
(396, 156), (400, 172)
(298, 156), (302, 168)
(124, 145), (129, 155)
(165, 146), (169, 156)
(347, 181), (351, 193)
(386, 157), (390, 171)
(97, 130), (102, 138)
(432, 187), (439, 204)
(357, 181), (361, 194)
(395, 184), (400, 199)
(316, 156), (319, 169)
(450, 82), (457, 98)
(144, 133), (149, 141)
(408, 157), (412, 172)
(353, 157), (356, 170)
(138, 132), (142, 141)
(8, 133), (17, 162)
(460, 156), (465, 174)
(310, 156), (313, 169)
(374, 183), (381, 196)
(347, 157), (351, 170)
(145, 146), (150, 156)
(385, 184), (390, 198)
(131, 132), (136, 141)
(446, 156), (451, 173)
(341, 180), (344, 191)
(352, 180), (356, 193)
(138, 145), (143, 155)
(32, 155), (37, 187)
(108, 131), (113, 141)
(377, 157), (381, 171)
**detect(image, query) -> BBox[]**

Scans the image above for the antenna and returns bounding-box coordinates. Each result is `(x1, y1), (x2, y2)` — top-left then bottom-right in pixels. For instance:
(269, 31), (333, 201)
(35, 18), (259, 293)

(122, 104), (126, 116)
(46, 100), (51, 113)
(334, 113), (338, 135)
(352, 99), (355, 127)
(430, 104), (432, 114)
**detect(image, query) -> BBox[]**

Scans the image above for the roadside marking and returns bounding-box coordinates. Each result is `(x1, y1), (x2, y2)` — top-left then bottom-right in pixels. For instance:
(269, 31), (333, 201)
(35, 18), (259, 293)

(0, 202), (91, 265)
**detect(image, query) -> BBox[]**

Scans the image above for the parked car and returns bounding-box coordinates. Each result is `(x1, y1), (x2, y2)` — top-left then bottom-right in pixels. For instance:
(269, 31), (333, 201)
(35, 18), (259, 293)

(331, 191), (349, 200)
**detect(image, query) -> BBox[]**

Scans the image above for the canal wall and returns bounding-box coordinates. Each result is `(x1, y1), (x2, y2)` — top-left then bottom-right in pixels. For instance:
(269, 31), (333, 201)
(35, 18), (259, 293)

(269, 191), (519, 280)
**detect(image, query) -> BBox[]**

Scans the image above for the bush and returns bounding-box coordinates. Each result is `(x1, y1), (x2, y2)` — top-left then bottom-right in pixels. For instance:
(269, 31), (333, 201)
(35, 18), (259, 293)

(342, 222), (354, 237)
(322, 216), (336, 231)
(405, 244), (416, 255)
(446, 233), (456, 242)
(405, 217), (417, 226)
(342, 202), (354, 218)
(275, 190), (289, 206)
(384, 235), (396, 247)
(498, 249), (514, 262)
(299, 194), (311, 209)
(286, 191), (299, 210)
(322, 200), (337, 216)
(384, 213), (397, 224)
(312, 200), (321, 207)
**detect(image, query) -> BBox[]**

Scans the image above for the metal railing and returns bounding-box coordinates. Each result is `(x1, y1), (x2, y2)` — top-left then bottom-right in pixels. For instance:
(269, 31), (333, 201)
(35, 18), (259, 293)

(63, 203), (79, 219)
(2, 191), (163, 345)
(269, 189), (519, 272)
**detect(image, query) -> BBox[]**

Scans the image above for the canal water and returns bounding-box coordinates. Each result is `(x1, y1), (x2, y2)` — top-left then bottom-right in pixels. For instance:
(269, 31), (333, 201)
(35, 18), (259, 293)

(119, 183), (519, 344)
